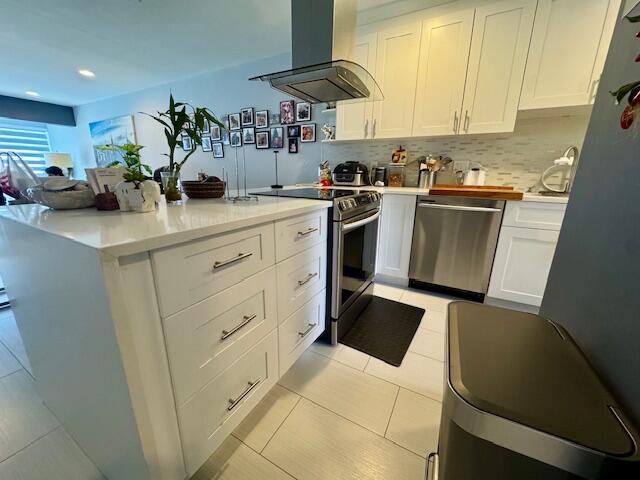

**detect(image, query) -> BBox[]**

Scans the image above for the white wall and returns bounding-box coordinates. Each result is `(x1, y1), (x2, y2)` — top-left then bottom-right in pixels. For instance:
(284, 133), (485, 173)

(48, 53), (328, 189)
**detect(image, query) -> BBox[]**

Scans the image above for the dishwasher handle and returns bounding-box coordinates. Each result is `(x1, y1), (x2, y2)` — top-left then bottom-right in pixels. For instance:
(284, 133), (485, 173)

(418, 202), (502, 213)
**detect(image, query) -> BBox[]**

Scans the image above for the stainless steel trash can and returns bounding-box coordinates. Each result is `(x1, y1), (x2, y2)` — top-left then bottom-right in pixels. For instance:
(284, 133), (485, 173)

(428, 302), (640, 480)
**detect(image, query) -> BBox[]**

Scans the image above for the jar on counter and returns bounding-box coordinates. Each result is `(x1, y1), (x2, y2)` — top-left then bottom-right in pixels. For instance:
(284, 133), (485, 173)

(387, 164), (406, 187)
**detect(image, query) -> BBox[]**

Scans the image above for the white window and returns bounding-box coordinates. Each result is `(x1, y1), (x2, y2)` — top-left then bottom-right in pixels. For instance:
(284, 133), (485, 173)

(0, 121), (51, 176)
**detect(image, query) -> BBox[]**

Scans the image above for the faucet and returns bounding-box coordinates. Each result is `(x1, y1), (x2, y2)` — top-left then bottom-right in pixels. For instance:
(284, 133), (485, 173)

(563, 146), (579, 193)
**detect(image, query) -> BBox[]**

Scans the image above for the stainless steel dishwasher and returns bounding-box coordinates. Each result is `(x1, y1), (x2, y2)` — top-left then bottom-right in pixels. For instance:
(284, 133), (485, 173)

(408, 196), (504, 300)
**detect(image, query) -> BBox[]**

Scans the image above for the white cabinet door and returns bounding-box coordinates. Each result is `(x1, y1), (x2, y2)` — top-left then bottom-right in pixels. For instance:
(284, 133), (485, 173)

(487, 226), (559, 306)
(460, 0), (536, 134)
(336, 32), (377, 140)
(412, 9), (474, 137)
(520, 0), (620, 109)
(376, 194), (416, 281)
(372, 22), (421, 139)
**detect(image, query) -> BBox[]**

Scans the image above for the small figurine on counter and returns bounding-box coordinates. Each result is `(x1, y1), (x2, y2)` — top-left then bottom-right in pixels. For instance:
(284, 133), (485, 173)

(319, 160), (332, 186)
(321, 124), (335, 141)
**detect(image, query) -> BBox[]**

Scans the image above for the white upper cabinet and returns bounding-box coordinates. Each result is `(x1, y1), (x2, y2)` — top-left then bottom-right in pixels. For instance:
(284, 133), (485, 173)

(371, 21), (422, 139)
(335, 32), (378, 140)
(520, 0), (621, 109)
(412, 9), (474, 137)
(461, 0), (536, 134)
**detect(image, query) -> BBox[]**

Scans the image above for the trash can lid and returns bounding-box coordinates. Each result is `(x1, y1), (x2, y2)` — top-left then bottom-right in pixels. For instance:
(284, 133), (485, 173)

(448, 302), (636, 457)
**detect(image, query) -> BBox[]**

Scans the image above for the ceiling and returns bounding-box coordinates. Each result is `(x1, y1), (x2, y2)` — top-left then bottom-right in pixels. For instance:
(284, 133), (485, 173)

(0, 0), (292, 106)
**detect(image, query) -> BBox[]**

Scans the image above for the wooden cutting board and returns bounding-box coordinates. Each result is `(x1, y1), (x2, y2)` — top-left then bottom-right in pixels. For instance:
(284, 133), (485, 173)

(429, 185), (524, 200)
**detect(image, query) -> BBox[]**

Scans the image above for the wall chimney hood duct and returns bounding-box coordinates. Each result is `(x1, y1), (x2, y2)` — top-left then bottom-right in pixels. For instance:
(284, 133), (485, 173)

(250, 0), (382, 104)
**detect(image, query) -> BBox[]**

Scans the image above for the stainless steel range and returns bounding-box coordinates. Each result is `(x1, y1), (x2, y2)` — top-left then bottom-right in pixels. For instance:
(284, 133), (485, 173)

(250, 188), (381, 344)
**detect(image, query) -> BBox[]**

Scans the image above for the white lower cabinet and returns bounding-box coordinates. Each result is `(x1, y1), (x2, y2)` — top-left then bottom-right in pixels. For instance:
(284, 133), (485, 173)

(178, 330), (278, 475)
(376, 194), (416, 283)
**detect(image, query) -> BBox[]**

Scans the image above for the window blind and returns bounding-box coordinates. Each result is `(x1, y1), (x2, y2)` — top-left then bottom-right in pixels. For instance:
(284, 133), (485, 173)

(0, 123), (51, 176)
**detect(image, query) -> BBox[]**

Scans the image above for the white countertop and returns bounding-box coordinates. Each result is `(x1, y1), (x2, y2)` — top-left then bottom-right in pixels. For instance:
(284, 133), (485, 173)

(0, 196), (331, 258)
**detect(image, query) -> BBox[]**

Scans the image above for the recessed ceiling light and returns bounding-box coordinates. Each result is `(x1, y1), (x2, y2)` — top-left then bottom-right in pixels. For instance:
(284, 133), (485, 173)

(25, 90), (40, 97)
(78, 69), (96, 78)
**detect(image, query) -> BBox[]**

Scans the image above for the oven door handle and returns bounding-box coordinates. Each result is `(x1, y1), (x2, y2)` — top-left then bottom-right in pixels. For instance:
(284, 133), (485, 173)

(341, 210), (381, 232)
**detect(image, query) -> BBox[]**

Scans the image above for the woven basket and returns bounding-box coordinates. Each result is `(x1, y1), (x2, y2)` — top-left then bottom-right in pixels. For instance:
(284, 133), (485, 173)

(181, 180), (226, 199)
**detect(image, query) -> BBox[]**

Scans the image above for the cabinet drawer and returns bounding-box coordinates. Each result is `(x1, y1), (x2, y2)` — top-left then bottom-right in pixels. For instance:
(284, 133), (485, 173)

(276, 242), (327, 322)
(278, 289), (326, 377)
(502, 202), (566, 231)
(275, 210), (327, 262)
(178, 330), (278, 475)
(164, 267), (277, 406)
(152, 223), (276, 316)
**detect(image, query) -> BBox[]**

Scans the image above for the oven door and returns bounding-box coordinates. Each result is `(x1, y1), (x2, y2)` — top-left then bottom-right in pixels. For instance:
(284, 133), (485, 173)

(332, 208), (381, 319)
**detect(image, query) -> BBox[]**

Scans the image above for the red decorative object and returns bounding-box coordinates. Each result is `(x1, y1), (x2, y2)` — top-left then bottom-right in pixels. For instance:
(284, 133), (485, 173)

(610, 14), (640, 129)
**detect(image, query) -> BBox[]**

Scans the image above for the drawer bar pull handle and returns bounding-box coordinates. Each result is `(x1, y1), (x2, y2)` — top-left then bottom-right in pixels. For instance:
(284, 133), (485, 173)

(298, 272), (318, 286)
(213, 252), (253, 270)
(220, 313), (257, 341)
(227, 379), (261, 411)
(298, 323), (317, 338)
(297, 227), (318, 237)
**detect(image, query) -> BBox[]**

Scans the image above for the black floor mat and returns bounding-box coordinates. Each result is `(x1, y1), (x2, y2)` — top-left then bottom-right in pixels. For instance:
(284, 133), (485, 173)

(340, 296), (425, 367)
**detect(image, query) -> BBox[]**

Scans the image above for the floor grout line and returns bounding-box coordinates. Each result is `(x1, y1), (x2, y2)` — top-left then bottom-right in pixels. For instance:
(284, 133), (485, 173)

(0, 425), (62, 466)
(383, 387), (400, 437)
(259, 394), (302, 454)
(229, 433), (299, 480)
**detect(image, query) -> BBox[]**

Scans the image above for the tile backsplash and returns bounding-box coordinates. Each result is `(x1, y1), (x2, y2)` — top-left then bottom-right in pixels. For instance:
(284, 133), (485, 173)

(323, 114), (590, 191)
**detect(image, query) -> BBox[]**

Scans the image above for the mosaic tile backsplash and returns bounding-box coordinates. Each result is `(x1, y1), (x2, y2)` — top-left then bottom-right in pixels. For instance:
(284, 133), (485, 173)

(323, 114), (590, 191)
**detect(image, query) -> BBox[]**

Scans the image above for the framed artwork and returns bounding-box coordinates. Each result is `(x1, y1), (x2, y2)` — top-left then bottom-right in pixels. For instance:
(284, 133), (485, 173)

(230, 130), (242, 147)
(287, 125), (300, 138)
(229, 113), (241, 130)
(269, 112), (281, 125)
(201, 119), (210, 134)
(288, 137), (299, 154)
(210, 124), (221, 141)
(270, 127), (284, 149)
(301, 123), (316, 142)
(256, 131), (269, 149)
(181, 135), (194, 150)
(242, 127), (255, 144)
(241, 107), (254, 126)
(279, 100), (295, 125)
(201, 135), (213, 152)
(89, 115), (136, 167)
(212, 142), (224, 158)
(296, 102), (311, 122)
(255, 110), (268, 128)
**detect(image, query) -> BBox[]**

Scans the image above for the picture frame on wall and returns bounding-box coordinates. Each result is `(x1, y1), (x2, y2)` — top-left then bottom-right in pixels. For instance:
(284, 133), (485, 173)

(279, 100), (295, 125)
(270, 127), (284, 149)
(201, 135), (213, 152)
(212, 142), (224, 158)
(255, 110), (268, 128)
(210, 124), (221, 141)
(296, 102), (311, 122)
(230, 130), (242, 147)
(269, 112), (281, 125)
(229, 113), (241, 130)
(181, 134), (194, 150)
(200, 119), (210, 134)
(287, 125), (300, 138)
(242, 127), (255, 144)
(288, 137), (298, 154)
(241, 107), (254, 126)
(256, 131), (269, 149)
(301, 123), (316, 142)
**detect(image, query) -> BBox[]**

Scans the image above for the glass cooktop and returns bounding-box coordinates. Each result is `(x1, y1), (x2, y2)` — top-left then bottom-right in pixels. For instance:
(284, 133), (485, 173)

(250, 188), (363, 201)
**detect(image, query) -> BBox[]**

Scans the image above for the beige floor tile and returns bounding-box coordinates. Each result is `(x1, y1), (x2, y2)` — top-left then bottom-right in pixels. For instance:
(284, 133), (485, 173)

(0, 313), (32, 375)
(420, 309), (447, 334)
(0, 427), (103, 480)
(0, 342), (20, 379)
(373, 283), (406, 301)
(386, 389), (441, 457)
(278, 351), (398, 435)
(0, 370), (59, 462)
(192, 435), (293, 480)
(309, 342), (370, 370)
(263, 398), (425, 480)
(409, 329), (445, 362)
(233, 384), (300, 453)
(365, 351), (444, 402)
(401, 289), (455, 313)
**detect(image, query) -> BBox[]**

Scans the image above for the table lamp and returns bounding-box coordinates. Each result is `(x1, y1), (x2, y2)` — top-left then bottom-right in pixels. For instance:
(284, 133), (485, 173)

(44, 153), (74, 178)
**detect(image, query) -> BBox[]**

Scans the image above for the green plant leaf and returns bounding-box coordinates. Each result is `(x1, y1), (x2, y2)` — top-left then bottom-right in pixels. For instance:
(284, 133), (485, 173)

(626, 14), (640, 23)
(610, 80), (640, 103)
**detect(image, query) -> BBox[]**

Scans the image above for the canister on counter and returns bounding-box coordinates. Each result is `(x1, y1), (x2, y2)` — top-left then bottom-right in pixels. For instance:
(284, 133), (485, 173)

(387, 164), (406, 187)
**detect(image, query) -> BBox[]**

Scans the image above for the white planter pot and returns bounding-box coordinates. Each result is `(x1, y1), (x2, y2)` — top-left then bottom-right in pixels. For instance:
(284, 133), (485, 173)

(114, 180), (161, 213)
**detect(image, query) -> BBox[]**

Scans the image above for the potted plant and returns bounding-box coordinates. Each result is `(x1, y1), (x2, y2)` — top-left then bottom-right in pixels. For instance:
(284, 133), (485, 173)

(143, 94), (224, 202)
(99, 143), (161, 213)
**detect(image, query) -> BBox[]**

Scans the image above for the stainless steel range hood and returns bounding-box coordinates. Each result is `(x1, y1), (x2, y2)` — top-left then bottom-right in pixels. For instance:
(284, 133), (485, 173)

(250, 0), (382, 104)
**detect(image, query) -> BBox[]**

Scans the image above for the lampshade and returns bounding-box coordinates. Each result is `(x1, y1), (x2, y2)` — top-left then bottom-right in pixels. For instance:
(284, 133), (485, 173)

(44, 152), (73, 168)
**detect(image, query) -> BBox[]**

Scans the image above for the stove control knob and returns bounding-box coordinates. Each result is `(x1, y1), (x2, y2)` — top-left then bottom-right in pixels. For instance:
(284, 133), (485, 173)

(339, 200), (347, 210)
(349, 198), (357, 208)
